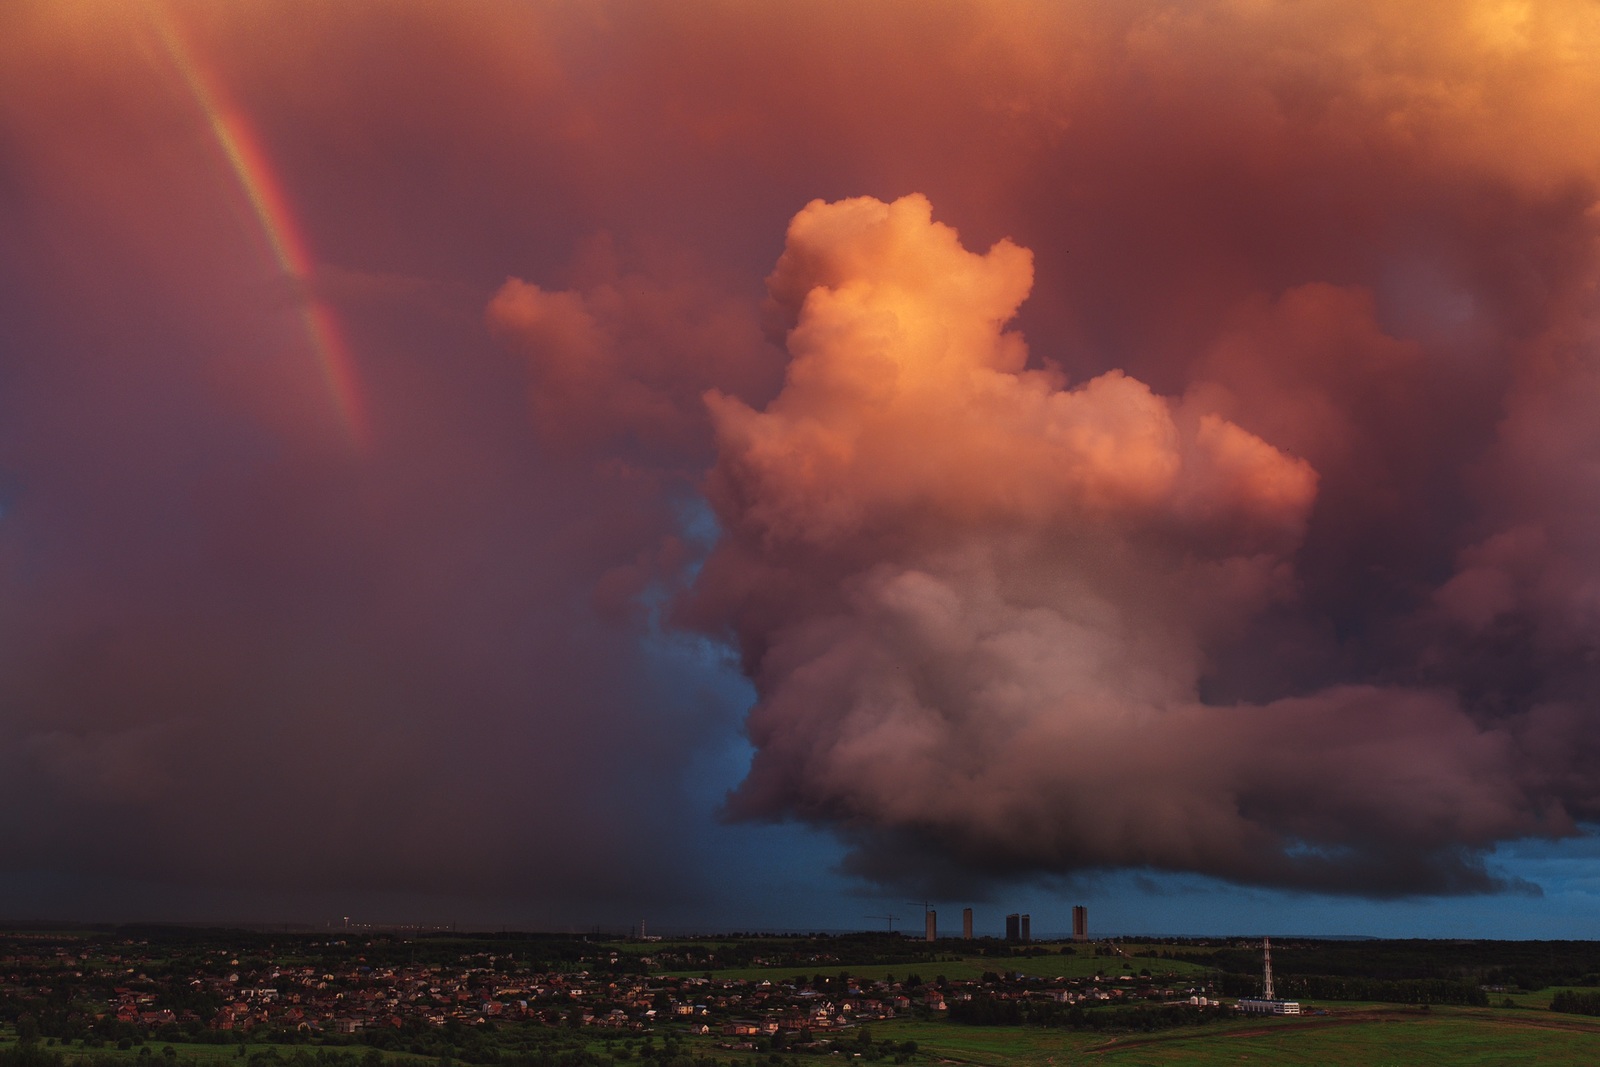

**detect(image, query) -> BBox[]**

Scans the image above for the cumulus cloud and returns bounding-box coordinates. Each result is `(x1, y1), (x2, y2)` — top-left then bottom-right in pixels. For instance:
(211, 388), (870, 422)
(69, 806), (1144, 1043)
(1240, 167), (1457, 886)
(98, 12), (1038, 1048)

(685, 195), (1578, 895)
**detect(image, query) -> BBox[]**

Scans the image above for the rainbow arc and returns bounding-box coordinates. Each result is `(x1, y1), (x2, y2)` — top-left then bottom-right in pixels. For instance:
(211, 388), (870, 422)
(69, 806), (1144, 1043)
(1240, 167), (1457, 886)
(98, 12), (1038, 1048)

(151, 5), (370, 450)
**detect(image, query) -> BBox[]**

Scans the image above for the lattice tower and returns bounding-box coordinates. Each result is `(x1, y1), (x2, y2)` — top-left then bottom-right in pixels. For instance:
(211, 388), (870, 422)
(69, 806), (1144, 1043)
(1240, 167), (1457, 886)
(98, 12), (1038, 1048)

(1263, 937), (1275, 1001)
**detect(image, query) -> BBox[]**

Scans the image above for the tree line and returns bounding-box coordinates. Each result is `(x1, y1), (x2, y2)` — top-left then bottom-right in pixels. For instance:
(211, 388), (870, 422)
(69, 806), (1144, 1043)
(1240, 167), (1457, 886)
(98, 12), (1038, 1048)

(947, 996), (1230, 1031)
(1175, 939), (1600, 991)
(1550, 990), (1600, 1016)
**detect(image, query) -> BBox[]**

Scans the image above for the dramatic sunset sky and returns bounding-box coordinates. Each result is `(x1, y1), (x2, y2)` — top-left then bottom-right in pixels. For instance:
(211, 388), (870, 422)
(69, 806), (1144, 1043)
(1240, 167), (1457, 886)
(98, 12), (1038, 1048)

(4, 0), (1600, 937)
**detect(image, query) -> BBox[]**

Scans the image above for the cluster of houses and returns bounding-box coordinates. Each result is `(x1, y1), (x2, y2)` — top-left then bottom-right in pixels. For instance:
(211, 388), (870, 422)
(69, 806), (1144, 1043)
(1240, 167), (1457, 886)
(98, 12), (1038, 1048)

(204, 968), (1213, 1043)
(2, 935), (1221, 1048)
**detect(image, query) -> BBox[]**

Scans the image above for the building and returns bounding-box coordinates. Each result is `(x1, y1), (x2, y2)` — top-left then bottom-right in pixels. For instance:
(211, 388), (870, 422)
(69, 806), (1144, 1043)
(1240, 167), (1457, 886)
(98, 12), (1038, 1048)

(1237, 998), (1301, 1015)
(962, 908), (973, 940)
(925, 909), (936, 942)
(1072, 905), (1088, 941)
(1005, 913), (1020, 942)
(1020, 914), (1031, 943)
(1237, 937), (1300, 1015)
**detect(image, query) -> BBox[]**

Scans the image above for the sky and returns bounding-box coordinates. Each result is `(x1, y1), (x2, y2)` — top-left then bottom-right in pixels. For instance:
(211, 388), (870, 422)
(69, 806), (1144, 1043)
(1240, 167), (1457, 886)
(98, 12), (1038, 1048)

(3, 0), (1600, 938)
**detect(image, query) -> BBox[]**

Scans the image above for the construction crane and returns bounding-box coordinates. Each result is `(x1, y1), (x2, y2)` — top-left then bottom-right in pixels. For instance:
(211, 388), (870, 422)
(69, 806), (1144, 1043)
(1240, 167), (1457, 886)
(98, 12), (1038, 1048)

(864, 914), (900, 932)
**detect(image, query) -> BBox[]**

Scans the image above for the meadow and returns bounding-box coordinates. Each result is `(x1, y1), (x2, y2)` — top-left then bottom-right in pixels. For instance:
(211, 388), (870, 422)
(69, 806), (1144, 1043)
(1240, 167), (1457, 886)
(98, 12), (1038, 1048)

(18, 1012), (1600, 1067)
(865, 1005), (1600, 1066)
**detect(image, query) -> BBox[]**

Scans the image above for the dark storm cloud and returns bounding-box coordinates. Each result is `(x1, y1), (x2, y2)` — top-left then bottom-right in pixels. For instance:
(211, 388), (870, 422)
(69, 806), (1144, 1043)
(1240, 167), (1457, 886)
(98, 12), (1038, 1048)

(0, 0), (754, 922)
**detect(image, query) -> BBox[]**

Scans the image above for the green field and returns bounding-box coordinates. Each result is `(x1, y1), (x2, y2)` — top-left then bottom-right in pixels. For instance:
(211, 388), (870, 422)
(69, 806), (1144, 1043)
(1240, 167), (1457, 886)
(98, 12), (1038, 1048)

(1497, 985), (1594, 1010)
(862, 1006), (1600, 1066)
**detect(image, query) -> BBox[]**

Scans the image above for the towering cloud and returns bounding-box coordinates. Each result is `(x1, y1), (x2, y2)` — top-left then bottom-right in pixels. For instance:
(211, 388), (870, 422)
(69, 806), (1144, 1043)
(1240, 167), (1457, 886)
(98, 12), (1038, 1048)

(685, 195), (1574, 895)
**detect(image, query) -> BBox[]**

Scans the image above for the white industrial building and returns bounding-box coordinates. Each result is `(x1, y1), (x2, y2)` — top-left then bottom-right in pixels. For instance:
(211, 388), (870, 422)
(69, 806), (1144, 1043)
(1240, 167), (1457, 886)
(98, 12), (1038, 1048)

(1237, 996), (1301, 1014)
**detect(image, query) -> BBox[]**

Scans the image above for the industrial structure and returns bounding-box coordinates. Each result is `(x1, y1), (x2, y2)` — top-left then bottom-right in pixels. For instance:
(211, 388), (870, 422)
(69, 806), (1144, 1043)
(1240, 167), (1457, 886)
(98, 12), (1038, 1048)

(905, 901), (937, 942)
(1236, 937), (1301, 1015)
(1072, 905), (1087, 941)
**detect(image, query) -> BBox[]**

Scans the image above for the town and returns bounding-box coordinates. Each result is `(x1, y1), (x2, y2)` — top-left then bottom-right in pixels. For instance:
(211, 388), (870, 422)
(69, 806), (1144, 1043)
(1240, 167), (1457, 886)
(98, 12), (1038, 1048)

(0, 927), (1227, 1059)
(7, 927), (1600, 1067)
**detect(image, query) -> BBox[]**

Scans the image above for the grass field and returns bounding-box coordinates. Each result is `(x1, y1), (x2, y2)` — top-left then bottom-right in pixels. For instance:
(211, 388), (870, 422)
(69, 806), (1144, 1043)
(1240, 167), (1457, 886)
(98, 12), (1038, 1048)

(866, 1005), (1600, 1066)
(1497, 985), (1593, 1010)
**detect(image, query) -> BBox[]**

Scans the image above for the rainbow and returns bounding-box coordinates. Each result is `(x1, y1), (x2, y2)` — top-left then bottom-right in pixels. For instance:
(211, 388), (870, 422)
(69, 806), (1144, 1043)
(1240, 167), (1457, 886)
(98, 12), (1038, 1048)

(150, 6), (371, 450)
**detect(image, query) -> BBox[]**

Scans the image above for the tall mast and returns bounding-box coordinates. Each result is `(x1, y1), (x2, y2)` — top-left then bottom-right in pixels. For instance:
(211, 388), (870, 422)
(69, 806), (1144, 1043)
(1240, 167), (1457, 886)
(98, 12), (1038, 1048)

(1263, 936), (1274, 1001)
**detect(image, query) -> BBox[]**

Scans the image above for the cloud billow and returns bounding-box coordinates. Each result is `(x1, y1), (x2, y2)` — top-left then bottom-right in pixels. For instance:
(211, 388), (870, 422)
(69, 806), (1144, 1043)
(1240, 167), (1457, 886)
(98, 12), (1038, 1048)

(682, 194), (1584, 897)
